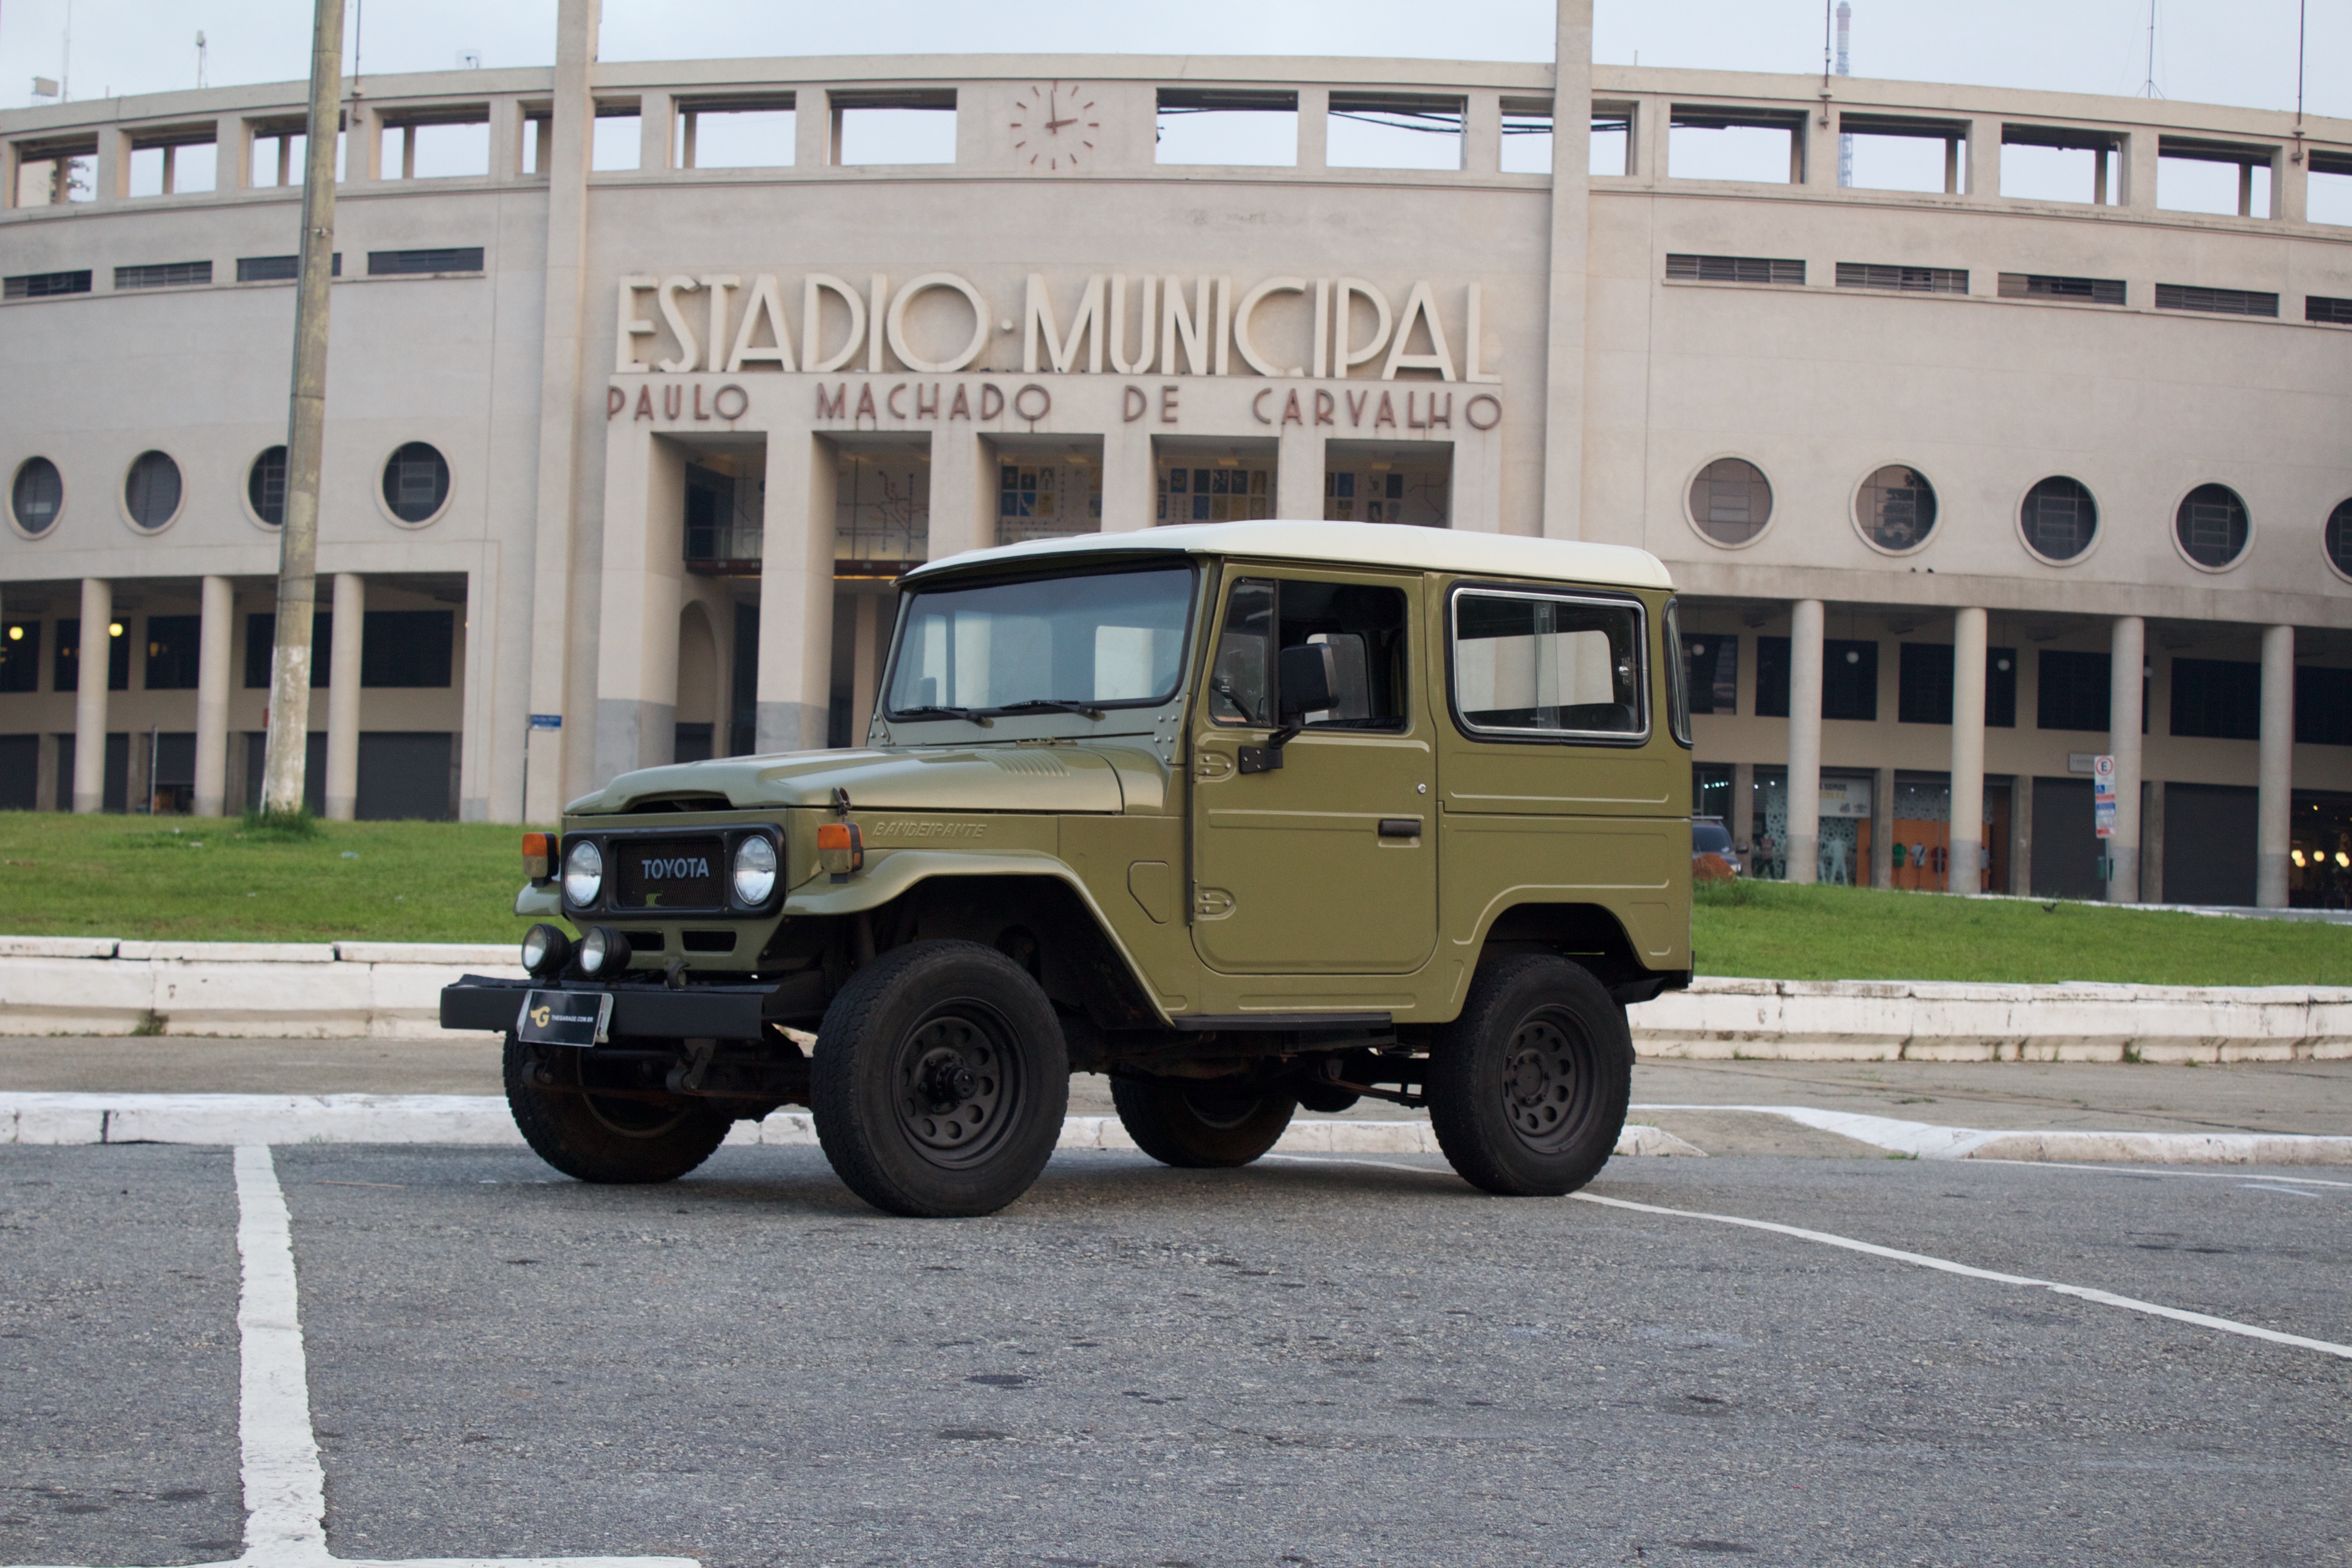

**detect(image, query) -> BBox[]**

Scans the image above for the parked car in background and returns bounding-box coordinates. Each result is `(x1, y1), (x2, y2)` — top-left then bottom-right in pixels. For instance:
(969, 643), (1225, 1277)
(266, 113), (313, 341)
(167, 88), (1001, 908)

(1693, 816), (1740, 881)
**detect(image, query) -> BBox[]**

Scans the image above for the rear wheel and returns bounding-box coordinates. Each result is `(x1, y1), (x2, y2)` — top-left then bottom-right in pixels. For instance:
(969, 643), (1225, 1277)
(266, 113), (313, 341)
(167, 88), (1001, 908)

(1112, 1077), (1296, 1168)
(811, 940), (1069, 1217)
(504, 1034), (730, 1184)
(1426, 955), (1631, 1196)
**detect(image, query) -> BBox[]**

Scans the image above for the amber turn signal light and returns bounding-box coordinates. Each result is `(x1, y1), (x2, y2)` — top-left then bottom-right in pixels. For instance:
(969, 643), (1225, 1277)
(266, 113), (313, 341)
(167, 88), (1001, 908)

(522, 832), (554, 882)
(816, 821), (864, 876)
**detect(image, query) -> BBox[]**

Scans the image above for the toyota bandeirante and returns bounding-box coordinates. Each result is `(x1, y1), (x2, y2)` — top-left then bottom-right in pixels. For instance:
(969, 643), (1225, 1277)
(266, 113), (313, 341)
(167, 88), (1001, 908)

(441, 520), (1694, 1215)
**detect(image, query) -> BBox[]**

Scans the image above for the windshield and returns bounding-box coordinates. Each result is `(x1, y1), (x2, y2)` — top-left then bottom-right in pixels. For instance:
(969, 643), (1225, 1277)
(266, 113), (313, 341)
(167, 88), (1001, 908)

(885, 565), (1196, 719)
(1693, 821), (1734, 854)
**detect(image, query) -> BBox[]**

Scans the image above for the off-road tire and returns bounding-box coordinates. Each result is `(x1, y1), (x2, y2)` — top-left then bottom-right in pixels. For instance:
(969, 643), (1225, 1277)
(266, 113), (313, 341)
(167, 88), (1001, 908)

(811, 940), (1069, 1217)
(504, 1033), (731, 1184)
(1426, 955), (1631, 1196)
(1112, 1078), (1297, 1168)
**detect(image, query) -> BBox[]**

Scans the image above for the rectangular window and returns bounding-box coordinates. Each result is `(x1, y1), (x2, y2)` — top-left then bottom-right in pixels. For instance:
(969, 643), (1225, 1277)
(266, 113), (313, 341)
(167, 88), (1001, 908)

(1754, 636), (1791, 718)
(590, 105), (641, 172)
(1822, 639), (1878, 722)
(2156, 137), (2274, 218)
(1987, 647), (2018, 728)
(2036, 649), (2112, 732)
(1836, 262), (1967, 294)
(831, 89), (957, 166)
(4, 269), (93, 300)
(54, 618), (129, 692)
(1898, 642), (1955, 725)
(1154, 88), (1296, 167)
(1499, 96), (1557, 175)
(2154, 283), (2279, 318)
(836, 450), (929, 568)
(1327, 92), (1463, 172)
(144, 614), (202, 691)
(1666, 254), (1804, 286)
(1998, 272), (2126, 306)
(360, 610), (454, 688)
(1680, 633), (1737, 715)
(676, 96), (795, 169)
(891, 566), (1194, 715)
(236, 254), (341, 282)
(244, 612), (331, 689)
(2296, 666), (2352, 745)
(1161, 463), (1273, 524)
(367, 247), (484, 277)
(2308, 295), (2352, 326)
(1999, 127), (2122, 205)
(1449, 589), (1644, 740)
(1838, 113), (1968, 195)
(114, 260), (212, 290)
(2171, 657), (2263, 740)
(0, 621), (39, 693)
(1669, 107), (1805, 184)
(1209, 578), (1410, 733)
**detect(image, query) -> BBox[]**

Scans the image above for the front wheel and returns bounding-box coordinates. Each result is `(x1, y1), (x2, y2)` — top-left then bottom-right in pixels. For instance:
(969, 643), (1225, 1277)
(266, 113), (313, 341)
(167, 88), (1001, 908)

(1111, 1078), (1296, 1168)
(504, 1035), (731, 1184)
(811, 940), (1070, 1217)
(1426, 955), (1631, 1196)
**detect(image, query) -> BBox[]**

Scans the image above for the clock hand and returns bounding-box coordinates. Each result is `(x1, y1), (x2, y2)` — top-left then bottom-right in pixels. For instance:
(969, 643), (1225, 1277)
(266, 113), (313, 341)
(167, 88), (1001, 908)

(1045, 116), (1077, 131)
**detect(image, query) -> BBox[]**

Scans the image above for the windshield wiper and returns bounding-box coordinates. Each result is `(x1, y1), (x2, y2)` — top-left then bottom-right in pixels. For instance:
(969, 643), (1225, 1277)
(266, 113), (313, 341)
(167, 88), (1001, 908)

(892, 705), (993, 725)
(988, 698), (1107, 721)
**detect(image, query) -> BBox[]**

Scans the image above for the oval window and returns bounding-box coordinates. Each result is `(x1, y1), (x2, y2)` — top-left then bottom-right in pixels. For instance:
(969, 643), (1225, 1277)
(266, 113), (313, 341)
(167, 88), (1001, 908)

(2020, 475), (2097, 562)
(124, 450), (182, 531)
(2175, 482), (2249, 569)
(10, 456), (63, 536)
(248, 446), (287, 527)
(1856, 465), (1937, 553)
(1687, 458), (1772, 545)
(2325, 498), (2352, 580)
(382, 441), (450, 524)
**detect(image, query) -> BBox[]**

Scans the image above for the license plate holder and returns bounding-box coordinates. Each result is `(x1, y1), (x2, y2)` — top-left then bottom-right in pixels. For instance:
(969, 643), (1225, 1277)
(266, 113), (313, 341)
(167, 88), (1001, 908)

(516, 989), (613, 1048)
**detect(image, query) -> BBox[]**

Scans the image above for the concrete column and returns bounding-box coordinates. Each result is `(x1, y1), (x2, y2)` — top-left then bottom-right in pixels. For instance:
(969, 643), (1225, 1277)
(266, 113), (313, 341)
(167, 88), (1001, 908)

(1462, 89), (1500, 173)
(2258, 623), (2296, 907)
(849, 593), (881, 744)
(324, 574), (365, 820)
(1274, 421), (1323, 521)
(93, 127), (128, 202)
(216, 116), (249, 190)
(755, 432), (837, 754)
(2273, 147), (2302, 223)
(638, 91), (673, 172)
(1730, 760), (1754, 850)
(1949, 606), (1987, 895)
(1295, 87), (1329, 170)
(1634, 96), (1668, 184)
(523, 0), (603, 822)
(486, 98), (523, 184)
(927, 424), (988, 561)
(796, 87), (829, 167)
(1538, 0), (1593, 538)
(1101, 418), (1155, 532)
(2142, 780), (2166, 903)
(1965, 118), (1999, 198)
(1785, 598), (1824, 884)
(72, 578), (110, 813)
(2106, 615), (2144, 902)
(1871, 767), (1895, 888)
(193, 575), (233, 817)
(2122, 130), (2156, 211)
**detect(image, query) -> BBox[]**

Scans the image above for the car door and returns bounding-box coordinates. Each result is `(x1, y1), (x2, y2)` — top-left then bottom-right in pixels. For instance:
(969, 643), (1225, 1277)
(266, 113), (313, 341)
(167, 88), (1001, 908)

(1189, 567), (1437, 975)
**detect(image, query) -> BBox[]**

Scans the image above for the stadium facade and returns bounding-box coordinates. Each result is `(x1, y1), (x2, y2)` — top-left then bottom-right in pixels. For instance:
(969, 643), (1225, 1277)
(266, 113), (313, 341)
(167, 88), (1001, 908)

(4, 0), (2351, 906)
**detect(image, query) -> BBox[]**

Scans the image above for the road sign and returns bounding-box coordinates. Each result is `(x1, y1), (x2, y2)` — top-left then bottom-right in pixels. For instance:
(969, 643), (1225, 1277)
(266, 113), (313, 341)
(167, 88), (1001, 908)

(2093, 753), (2116, 839)
(529, 713), (564, 730)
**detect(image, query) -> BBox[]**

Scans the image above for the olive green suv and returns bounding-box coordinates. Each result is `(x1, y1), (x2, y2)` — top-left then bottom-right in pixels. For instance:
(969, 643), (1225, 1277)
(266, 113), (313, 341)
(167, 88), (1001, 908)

(441, 520), (1694, 1215)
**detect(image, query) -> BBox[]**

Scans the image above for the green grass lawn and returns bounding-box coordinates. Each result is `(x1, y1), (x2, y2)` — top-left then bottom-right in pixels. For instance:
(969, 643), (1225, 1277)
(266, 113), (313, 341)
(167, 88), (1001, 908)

(2, 812), (2347, 985)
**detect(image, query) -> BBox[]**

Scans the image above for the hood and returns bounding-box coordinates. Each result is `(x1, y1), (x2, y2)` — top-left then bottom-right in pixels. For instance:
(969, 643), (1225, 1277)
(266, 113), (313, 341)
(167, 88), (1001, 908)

(567, 745), (1129, 816)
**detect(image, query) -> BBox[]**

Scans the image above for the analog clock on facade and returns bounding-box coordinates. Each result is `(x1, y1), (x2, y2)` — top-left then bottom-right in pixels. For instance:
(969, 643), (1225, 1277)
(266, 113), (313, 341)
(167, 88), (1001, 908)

(1009, 82), (1098, 171)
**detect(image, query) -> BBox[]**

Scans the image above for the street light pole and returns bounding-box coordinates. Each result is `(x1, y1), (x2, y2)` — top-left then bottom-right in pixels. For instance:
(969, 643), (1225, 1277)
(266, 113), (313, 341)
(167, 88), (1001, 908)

(260, 0), (346, 815)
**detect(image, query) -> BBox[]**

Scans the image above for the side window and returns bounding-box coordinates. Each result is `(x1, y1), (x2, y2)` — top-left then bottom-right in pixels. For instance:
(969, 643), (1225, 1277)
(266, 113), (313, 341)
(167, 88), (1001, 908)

(1206, 576), (1410, 730)
(1664, 597), (1693, 749)
(1450, 588), (1647, 740)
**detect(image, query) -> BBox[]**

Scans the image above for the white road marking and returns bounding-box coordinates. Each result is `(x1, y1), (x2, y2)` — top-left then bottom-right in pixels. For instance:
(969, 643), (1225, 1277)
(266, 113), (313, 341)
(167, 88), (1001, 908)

(2239, 1182), (2326, 1198)
(1629, 1103), (2352, 1166)
(1968, 1159), (2352, 1188)
(1568, 1190), (2352, 1364)
(11, 1145), (701, 1568)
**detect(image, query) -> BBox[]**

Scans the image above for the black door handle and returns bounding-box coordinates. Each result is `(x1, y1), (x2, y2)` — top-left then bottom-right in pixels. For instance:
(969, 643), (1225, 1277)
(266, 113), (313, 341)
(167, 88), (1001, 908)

(1378, 818), (1422, 839)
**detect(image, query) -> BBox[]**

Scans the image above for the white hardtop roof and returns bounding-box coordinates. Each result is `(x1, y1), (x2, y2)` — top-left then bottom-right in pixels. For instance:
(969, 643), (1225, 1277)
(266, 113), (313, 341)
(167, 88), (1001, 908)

(900, 520), (1676, 591)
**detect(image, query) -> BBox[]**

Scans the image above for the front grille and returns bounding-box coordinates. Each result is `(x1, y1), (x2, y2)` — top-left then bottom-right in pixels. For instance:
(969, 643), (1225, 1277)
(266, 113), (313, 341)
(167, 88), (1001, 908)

(614, 836), (725, 910)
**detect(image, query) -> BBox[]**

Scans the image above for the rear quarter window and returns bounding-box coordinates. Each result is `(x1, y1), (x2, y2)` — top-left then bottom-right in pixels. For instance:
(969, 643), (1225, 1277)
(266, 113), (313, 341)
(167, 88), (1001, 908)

(1448, 586), (1648, 744)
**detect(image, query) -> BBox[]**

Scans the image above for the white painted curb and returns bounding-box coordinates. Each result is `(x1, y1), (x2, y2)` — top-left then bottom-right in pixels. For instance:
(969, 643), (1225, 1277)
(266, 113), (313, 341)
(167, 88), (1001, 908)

(1631, 1103), (2352, 1165)
(0, 1092), (1700, 1158)
(2, 938), (2349, 1063)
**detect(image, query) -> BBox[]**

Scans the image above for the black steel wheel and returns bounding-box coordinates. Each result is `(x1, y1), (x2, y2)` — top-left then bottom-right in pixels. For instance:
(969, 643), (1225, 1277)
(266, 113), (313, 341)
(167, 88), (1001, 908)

(1111, 1077), (1296, 1168)
(812, 940), (1069, 1217)
(1426, 955), (1631, 1196)
(503, 1034), (730, 1184)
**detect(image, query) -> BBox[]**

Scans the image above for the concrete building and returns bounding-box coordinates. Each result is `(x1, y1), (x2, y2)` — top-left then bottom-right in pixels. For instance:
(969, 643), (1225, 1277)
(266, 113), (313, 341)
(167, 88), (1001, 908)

(4, 0), (2351, 905)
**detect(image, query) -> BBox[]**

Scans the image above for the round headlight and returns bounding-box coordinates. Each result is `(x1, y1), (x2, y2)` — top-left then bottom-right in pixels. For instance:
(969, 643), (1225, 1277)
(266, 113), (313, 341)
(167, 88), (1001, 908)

(519, 922), (572, 978)
(577, 925), (631, 978)
(733, 836), (778, 905)
(562, 838), (603, 906)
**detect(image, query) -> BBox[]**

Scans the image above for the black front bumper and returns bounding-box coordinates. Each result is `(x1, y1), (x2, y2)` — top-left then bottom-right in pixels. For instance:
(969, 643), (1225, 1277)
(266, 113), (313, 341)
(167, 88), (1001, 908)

(440, 975), (783, 1040)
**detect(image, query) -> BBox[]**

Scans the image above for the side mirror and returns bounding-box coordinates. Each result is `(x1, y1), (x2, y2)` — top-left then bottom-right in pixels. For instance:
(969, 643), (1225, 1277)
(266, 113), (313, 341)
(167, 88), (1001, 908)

(1277, 643), (1337, 722)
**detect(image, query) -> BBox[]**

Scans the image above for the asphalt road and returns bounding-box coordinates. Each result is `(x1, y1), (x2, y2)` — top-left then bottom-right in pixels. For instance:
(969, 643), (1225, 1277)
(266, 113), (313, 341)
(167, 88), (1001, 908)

(5, 1139), (2348, 1568)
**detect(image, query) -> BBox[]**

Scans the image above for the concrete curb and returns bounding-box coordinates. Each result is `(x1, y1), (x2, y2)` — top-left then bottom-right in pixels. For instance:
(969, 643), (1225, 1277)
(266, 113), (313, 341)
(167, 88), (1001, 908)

(0, 1092), (1701, 1159)
(1632, 1103), (2352, 1165)
(3, 939), (2350, 1062)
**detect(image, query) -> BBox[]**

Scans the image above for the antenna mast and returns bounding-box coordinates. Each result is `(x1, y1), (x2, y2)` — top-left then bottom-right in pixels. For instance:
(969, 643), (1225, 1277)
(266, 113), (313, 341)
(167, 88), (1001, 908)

(2140, 0), (2163, 98)
(1836, 4), (1852, 188)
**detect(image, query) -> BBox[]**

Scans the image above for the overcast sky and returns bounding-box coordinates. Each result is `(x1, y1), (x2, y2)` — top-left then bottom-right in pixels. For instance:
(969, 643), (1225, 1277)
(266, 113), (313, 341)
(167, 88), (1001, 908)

(0, 0), (2340, 121)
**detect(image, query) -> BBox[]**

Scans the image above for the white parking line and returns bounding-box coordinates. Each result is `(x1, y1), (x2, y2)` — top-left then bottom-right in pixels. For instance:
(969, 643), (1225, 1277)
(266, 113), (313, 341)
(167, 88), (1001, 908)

(1629, 1103), (2352, 1166)
(1260, 1154), (2352, 1365)
(13, 1145), (701, 1568)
